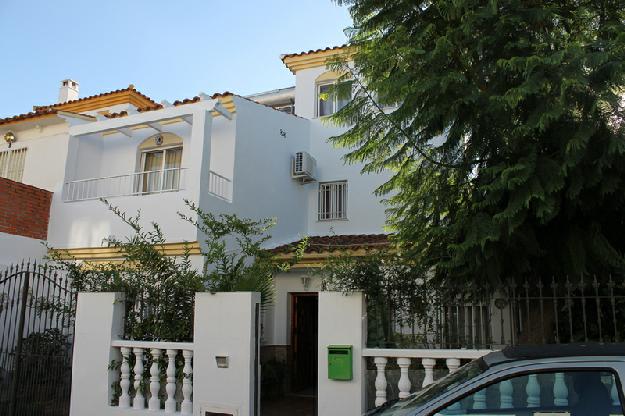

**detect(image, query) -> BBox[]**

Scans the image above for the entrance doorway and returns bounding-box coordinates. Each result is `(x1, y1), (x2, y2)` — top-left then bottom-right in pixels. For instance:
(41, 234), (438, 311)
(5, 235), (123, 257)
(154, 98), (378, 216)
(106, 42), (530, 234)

(290, 293), (318, 395)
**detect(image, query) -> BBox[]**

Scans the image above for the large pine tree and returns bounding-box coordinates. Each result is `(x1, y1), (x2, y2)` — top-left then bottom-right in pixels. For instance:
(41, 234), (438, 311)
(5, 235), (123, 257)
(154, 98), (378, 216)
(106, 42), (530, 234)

(331, 1), (625, 284)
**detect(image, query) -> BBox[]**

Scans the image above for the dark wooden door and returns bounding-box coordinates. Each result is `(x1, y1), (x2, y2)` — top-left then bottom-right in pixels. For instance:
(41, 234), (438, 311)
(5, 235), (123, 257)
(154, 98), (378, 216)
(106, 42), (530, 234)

(290, 293), (318, 393)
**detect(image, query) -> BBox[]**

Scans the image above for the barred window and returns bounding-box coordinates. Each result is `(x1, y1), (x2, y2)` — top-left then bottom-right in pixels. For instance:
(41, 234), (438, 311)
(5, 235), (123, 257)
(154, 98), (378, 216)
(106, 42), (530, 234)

(318, 181), (347, 221)
(0, 147), (27, 182)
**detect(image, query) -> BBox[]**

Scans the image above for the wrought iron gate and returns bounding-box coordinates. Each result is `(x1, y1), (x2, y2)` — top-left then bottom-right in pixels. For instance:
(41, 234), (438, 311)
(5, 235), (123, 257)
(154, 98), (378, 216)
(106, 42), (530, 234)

(0, 262), (76, 416)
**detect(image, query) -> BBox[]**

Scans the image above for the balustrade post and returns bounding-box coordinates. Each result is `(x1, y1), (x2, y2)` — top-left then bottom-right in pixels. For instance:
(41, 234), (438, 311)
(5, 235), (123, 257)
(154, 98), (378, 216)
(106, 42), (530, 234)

(133, 348), (145, 409)
(119, 347), (131, 409)
(526, 374), (541, 407)
(149, 349), (162, 411)
(499, 379), (513, 408)
(446, 358), (460, 374)
(421, 358), (436, 388)
(473, 389), (487, 409)
(374, 357), (388, 407)
(397, 358), (412, 399)
(181, 350), (193, 415)
(165, 349), (177, 413)
(611, 378), (620, 407)
(553, 373), (568, 406)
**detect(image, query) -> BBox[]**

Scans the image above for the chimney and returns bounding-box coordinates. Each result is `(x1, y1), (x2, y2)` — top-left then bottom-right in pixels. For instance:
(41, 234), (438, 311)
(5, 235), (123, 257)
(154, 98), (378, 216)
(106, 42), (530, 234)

(58, 79), (79, 103)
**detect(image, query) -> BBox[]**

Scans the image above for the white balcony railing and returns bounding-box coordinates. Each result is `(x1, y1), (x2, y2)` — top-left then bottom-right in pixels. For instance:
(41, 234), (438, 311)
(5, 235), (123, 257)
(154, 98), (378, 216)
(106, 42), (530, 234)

(110, 340), (193, 414)
(208, 170), (232, 202)
(363, 348), (492, 407)
(62, 168), (187, 202)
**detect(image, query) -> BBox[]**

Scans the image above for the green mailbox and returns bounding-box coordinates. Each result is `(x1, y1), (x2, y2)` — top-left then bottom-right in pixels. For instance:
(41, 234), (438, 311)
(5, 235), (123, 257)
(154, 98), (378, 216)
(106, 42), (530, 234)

(327, 345), (353, 380)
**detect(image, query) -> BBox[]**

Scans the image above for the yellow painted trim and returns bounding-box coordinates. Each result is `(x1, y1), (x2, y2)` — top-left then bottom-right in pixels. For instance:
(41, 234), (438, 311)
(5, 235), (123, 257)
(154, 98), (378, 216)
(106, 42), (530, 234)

(50, 241), (201, 261)
(282, 47), (354, 74)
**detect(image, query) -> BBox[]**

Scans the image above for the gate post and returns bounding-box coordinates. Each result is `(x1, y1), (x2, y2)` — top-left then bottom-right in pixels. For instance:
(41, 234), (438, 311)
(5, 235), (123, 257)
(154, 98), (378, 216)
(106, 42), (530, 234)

(193, 292), (261, 416)
(70, 292), (125, 416)
(318, 292), (367, 416)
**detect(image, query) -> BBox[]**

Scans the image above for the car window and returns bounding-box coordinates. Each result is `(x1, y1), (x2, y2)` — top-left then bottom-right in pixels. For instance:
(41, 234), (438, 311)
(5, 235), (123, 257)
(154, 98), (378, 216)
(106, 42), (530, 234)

(433, 370), (623, 416)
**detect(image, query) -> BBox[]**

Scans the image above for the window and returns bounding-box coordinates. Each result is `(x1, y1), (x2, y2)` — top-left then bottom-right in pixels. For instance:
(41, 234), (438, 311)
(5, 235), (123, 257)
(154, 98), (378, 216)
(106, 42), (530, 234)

(0, 147), (27, 182)
(318, 181), (347, 221)
(137, 146), (182, 194)
(434, 370), (623, 416)
(317, 80), (353, 117)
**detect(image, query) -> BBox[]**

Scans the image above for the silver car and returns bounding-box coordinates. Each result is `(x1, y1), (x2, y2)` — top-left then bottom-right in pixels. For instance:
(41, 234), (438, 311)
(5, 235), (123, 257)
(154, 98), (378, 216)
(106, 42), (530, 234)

(369, 343), (625, 416)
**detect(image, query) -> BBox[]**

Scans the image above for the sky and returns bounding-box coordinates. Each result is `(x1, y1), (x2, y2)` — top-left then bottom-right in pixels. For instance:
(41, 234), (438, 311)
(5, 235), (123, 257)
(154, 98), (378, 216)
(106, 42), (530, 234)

(0, 0), (352, 118)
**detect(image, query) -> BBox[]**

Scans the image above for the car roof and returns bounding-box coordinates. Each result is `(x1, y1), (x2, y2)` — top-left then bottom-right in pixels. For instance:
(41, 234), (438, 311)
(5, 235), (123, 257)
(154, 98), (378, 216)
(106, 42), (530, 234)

(483, 343), (625, 368)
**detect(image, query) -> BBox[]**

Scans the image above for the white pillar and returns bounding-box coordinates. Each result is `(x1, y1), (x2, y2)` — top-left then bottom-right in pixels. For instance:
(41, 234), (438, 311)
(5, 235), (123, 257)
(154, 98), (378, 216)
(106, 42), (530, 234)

(69, 292), (125, 416)
(193, 292), (261, 416)
(318, 292), (366, 416)
(374, 357), (388, 407)
(397, 357), (412, 399)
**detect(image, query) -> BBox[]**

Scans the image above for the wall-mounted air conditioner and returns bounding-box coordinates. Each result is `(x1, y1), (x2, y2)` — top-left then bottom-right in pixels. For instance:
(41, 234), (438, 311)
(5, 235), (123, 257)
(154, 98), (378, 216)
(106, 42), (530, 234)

(291, 151), (316, 183)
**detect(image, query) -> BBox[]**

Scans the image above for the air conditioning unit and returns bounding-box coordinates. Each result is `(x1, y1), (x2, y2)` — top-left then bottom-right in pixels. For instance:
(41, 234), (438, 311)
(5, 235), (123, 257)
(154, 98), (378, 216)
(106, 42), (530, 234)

(291, 151), (316, 183)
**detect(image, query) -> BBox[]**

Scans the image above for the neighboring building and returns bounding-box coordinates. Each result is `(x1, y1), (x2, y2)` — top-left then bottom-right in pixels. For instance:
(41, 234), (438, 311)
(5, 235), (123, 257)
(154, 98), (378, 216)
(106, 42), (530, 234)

(0, 45), (389, 393)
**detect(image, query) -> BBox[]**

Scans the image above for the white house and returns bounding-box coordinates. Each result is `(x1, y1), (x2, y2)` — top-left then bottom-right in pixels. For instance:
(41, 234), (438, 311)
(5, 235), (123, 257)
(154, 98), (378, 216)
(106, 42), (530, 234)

(0, 45), (390, 394)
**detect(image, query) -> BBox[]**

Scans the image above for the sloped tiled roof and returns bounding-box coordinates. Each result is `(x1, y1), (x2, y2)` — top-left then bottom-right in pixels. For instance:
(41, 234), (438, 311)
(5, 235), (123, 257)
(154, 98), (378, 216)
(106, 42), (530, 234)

(0, 85), (157, 127)
(281, 44), (349, 60)
(269, 234), (390, 254)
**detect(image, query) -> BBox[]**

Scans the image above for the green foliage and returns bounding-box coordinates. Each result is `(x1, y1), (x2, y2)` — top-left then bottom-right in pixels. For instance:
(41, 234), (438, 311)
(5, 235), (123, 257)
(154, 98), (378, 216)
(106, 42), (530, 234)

(49, 199), (304, 341)
(321, 250), (430, 347)
(331, 1), (625, 284)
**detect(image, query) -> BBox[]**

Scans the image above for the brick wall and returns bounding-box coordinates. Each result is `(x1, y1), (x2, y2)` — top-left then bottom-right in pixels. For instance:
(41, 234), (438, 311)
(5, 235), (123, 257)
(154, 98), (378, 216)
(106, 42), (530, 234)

(0, 178), (52, 240)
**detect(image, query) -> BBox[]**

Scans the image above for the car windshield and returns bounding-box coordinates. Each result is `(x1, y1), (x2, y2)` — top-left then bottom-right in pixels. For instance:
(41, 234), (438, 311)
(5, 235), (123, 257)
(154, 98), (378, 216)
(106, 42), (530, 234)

(370, 358), (487, 416)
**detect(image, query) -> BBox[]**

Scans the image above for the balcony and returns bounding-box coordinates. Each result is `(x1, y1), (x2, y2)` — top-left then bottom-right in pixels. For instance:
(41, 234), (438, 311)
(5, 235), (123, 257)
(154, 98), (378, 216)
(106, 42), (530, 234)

(63, 169), (232, 202)
(62, 168), (187, 202)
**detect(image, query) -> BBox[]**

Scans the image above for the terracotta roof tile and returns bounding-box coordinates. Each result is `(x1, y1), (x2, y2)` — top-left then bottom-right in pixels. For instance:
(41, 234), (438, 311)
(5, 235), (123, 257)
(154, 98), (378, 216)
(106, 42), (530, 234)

(0, 107), (58, 126)
(268, 234), (390, 254)
(32, 84), (156, 111)
(281, 44), (349, 60)
(102, 92), (234, 119)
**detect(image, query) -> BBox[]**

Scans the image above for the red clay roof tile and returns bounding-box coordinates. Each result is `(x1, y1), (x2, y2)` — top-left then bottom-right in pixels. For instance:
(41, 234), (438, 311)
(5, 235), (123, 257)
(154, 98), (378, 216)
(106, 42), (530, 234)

(269, 234), (390, 254)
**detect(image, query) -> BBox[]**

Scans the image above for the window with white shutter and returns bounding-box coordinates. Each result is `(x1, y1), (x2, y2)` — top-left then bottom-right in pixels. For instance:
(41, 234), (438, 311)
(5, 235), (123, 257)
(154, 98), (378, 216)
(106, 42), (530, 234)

(0, 148), (27, 182)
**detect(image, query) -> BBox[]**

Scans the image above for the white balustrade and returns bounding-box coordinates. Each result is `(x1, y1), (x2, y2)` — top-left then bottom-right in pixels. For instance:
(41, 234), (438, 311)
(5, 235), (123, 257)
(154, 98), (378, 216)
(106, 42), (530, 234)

(119, 347), (132, 409)
(149, 349), (162, 410)
(363, 349), (492, 408)
(397, 358), (412, 399)
(208, 170), (233, 202)
(612, 378), (620, 407)
(63, 168), (187, 202)
(499, 379), (513, 408)
(133, 347), (145, 410)
(111, 340), (193, 415)
(472, 388), (487, 409)
(374, 357), (388, 407)
(553, 372), (568, 406)
(526, 374), (541, 407)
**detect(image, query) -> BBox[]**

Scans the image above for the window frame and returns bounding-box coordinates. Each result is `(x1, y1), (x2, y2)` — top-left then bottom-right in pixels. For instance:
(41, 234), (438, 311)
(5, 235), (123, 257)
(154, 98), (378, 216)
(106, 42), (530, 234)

(315, 79), (353, 118)
(424, 364), (625, 416)
(137, 145), (183, 194)
(318, 180), (348, 221)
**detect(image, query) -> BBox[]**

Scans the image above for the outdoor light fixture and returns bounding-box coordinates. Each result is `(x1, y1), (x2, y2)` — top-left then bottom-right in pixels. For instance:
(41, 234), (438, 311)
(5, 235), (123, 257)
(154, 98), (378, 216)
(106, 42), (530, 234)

(215, 355), (229, 368)
(3, 131), (16, 148)
(154, 134), (163, 146)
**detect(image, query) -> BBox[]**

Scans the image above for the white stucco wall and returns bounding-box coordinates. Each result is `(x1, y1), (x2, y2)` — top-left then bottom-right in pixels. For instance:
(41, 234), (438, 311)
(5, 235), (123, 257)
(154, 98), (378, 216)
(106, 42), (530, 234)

(263, 271), (322, 346)
(0, 232), (46, 266)
(294, 66), (328, 120)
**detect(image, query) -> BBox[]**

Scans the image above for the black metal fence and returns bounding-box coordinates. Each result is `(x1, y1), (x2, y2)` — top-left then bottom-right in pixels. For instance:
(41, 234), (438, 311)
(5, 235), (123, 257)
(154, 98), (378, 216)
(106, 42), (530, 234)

(0, 262), (76, 416)
(370, 275), (625, 350)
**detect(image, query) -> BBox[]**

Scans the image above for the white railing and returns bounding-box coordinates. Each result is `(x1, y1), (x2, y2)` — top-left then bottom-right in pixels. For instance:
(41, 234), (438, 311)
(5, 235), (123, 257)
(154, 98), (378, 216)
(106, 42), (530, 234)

(208, 170), (232, 202)
(63, 168), (187, 202)
(363, 348), (492, 407)
(111, 340), (193, 415)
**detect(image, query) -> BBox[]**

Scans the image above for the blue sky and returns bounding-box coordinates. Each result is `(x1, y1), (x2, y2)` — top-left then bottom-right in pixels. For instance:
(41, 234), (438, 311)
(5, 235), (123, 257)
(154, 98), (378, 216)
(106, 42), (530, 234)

(0, 0), (352, 118)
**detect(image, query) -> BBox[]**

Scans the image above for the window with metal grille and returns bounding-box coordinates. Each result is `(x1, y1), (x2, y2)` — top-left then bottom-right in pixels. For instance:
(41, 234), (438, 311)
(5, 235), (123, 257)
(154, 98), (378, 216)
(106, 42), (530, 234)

(318, 181), (347, 221)
(0, 147), (27, 182)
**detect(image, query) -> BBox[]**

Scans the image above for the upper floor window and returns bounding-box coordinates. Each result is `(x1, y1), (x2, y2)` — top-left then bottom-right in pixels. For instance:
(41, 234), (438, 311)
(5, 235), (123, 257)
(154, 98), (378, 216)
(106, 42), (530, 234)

(316, 71), (353, 117)
(136, 133), (183, 194)
(318, 180), (348, 221)
(0, 147), (27, 182)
